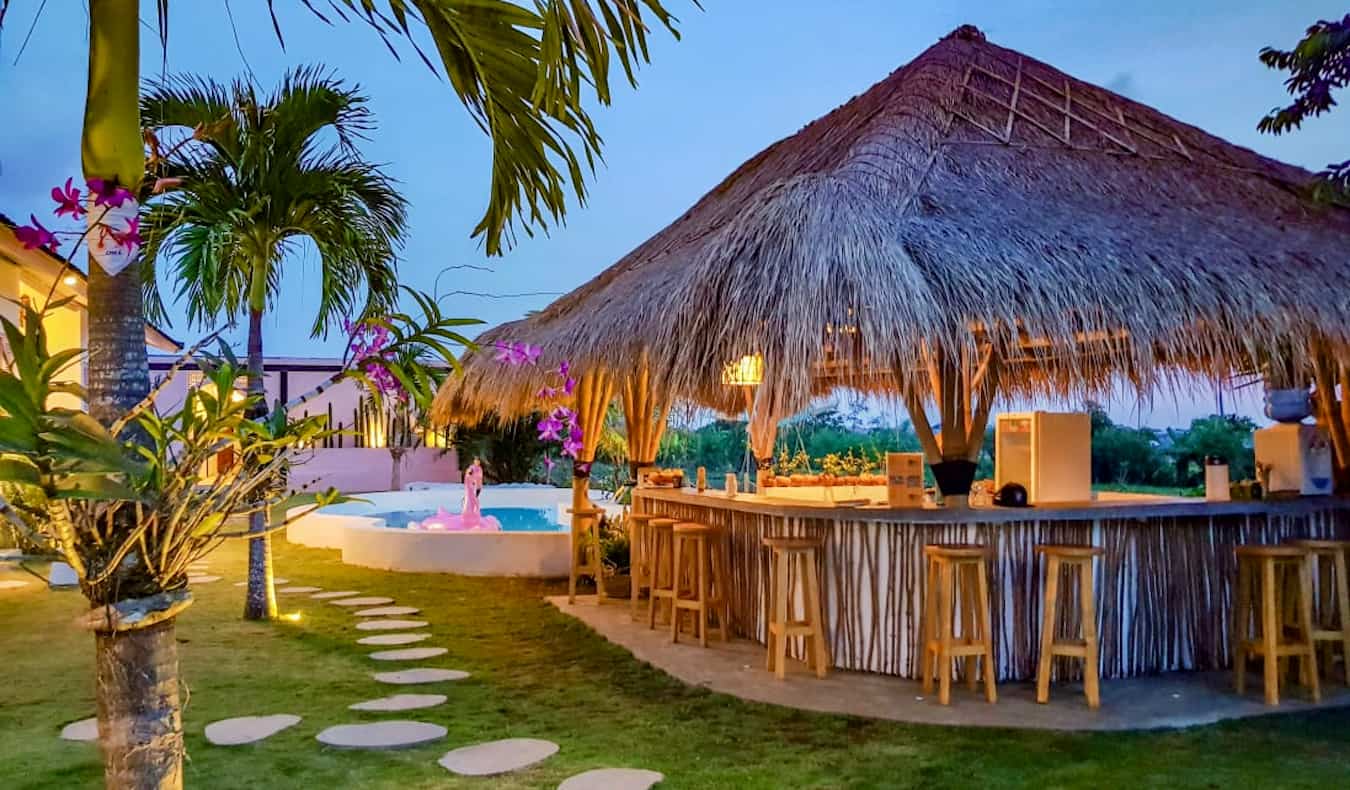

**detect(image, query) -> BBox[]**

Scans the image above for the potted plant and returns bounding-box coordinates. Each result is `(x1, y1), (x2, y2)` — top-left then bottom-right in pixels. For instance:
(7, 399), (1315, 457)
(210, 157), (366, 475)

(1262, 341), (1312, 423)
(599, 515), (632, 598)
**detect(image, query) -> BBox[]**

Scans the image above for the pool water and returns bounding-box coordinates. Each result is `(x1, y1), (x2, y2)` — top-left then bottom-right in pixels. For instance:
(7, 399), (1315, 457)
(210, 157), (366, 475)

(373, 507), (564, 532)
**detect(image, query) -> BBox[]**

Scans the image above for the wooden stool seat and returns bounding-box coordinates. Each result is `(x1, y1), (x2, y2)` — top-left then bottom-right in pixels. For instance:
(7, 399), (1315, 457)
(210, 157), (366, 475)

(1234, 543), (1319, 705)
(1035, 544), (1103, 708)
(646, 518), (679, 629)
(628, 511), (661, 522)
(763, 535), (829, 679)
(671, 521), (730, 647)
(921, 544), (996, 705)
(1286, 539), (1350, 687)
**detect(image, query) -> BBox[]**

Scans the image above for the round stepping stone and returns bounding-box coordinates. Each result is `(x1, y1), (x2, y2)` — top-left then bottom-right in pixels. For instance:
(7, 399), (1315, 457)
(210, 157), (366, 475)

(278, 586), (321, 594)
(0, 580), (31, 590)
(60, 717), (98, 742)
(312, 590), (360, 599)
(331, 596), (394, 608)
(232, 577), (289, 587)
(373, 668), (470, 685)
(370, 646), (446, 661)
(356, 606), (419, 617)
(204, 714), (301, 746)
(316, 720), (446, 750)
(349, 693), (447, 712)
(187, 575), (221, 584)
(358, 633), (431, 646)
(559, 768), (666, 790)
(438, 738), (559, 776)
(356, 619), (428, 631)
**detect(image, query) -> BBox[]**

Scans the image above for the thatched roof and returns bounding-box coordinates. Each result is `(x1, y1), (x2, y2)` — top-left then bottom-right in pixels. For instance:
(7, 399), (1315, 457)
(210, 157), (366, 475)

(434, 24), (1350, 425)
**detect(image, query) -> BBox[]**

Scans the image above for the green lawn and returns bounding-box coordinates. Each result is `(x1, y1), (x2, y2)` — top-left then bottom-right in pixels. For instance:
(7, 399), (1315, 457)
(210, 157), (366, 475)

(2, 540), (1348, 789)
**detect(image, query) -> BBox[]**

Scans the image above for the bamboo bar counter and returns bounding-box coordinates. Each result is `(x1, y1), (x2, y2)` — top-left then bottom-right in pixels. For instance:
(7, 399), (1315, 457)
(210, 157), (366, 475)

(638, 487), (1350, 682)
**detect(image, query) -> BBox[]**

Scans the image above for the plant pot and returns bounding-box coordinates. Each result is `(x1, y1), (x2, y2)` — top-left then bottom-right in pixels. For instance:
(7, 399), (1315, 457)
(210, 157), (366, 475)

(1264, 388), (1312, 423)
(602, 573), (631, 599)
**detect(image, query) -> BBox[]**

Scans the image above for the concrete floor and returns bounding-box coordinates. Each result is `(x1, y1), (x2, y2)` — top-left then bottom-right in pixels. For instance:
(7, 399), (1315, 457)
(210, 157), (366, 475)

(548, 595), (1350, 731)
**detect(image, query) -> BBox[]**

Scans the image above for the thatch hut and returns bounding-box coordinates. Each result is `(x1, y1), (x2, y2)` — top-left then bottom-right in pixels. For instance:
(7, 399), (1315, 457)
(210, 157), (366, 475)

(434, 25), (1350, 496)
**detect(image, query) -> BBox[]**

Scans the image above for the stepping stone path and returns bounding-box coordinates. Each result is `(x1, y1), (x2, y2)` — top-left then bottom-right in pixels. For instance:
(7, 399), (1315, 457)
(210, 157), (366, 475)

(438, 738), (559, 777)
(358, 633), (431, 646)
(48, 562), (79, 588)
(349, 693), (446, 712)
(233, 578), (288, 587)
(187, 575), (222, 584)
(356, 619), (428, 631)
(316, 720), (446, 750)
(374, 668), (470, 685)
(278, 586), (322, 594)
(204, 714), (301, 746)
(369, 647), (447, 661)
(356, 606), (419, 617)
(331, 596), (394, 608)
(60, 717), (98, 742)
(312, 590), (360, 599)
(558, 769), (666, 790)
(0, 580), (31, 590)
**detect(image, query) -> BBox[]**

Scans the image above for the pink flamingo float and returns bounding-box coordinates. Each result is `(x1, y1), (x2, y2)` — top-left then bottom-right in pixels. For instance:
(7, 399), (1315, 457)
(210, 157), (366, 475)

(411, 458), (502, 531)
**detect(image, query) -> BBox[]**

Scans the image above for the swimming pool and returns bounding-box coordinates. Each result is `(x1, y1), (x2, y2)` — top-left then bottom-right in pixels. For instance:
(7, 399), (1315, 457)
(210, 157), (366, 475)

(374, 507), (563, 532)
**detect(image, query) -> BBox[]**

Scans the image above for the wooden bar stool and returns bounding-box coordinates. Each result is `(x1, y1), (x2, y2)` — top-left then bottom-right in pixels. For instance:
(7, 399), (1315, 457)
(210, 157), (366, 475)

(1234, 545), (1320, 705)
(1287, 539), (1350, 685)
(671, 522), (731, 646)
(646, 518), (679, 629)
(763, 535), (830, 679)
(567, 505), (607, 604)
(920, 544), (996, 705)
(627, 511), (661, 620)
(1034, 544), (1104, 709)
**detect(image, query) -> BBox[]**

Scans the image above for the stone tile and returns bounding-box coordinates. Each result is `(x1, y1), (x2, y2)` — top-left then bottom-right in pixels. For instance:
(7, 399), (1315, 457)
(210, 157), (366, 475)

(373, 668), (470, 685)
(356, 606), (419, 617)
(558, 768), (666, 790)
(48, 562), (78, 588)
(349, 693), (447, 712)
(438, 738), (559, 776)
(187, 575), (222, 584)
(358, 633), (431, 646)
(204, 714), (301, 746)
(369, 647), (447, 661)
(0, 580), (31, 590)
(311, 590), (360, 599)
(355, 619), (428, 631)
(278, 586), (322, 594)
(316, 720), (446, 750)
(331, 596), (395, 607)
(59, 717), (98, 742)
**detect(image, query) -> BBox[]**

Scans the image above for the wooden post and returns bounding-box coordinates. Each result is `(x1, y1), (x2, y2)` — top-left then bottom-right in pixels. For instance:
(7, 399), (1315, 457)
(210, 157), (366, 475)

(569, 369), (615, 603)
(900, 344), (1001, 499)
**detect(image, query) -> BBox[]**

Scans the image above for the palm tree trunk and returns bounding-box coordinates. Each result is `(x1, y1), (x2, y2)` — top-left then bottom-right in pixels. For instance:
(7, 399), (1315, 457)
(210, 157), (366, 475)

(95, 620), (182, 789)
(390, 447), (406, 491)
(85, 2), (185, 787)
(243, 304), (276, 620)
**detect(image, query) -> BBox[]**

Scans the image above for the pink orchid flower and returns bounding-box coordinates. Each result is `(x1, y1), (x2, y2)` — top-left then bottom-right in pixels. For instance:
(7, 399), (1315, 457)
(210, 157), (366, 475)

(536, 385), (558, 399)
(15, 215), (58, 253)
(562, 434), (584, 458)
(110, 216), (141, 251)
(51, 178), (84, 219)
(523, 343), (542, 364)
(551, 405), (575, 423)
(87, 178), (135, 209)
(563, 376), (577, 396)
(537, 417), (563, 442)
(558, 359), (570, 377)
(543, 455), (556, 473)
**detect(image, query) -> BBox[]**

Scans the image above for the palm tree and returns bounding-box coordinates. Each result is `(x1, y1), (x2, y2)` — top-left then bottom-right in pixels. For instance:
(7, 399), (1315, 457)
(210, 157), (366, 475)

(4, 1), (689, 785)
(140, 67), (407, 621)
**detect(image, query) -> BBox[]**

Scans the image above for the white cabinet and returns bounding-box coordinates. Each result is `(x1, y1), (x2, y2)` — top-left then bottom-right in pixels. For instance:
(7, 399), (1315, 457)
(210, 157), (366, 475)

(994, 412), (1092, 505)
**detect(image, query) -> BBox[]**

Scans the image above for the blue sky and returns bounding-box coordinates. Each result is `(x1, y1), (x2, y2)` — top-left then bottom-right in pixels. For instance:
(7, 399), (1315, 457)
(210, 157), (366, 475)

(2, 1), (1346, 426)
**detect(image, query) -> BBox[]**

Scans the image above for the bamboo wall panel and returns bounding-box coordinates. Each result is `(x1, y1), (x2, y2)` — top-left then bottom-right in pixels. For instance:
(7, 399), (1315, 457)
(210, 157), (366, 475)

(646, 500), (1349, 681)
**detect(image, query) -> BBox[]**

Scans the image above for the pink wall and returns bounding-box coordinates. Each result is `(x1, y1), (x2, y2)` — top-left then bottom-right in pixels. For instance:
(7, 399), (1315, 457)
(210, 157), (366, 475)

(288, 447), (461, 494)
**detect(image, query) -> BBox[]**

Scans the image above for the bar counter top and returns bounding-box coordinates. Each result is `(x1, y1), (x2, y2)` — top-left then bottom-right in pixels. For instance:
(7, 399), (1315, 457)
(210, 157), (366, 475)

(636, 486), (1350, 524)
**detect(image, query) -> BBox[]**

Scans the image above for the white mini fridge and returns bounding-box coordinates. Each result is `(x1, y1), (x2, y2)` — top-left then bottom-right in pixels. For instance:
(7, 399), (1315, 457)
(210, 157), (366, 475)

(1253, 423), (1334, 496)
(994, 411), (1092, 505)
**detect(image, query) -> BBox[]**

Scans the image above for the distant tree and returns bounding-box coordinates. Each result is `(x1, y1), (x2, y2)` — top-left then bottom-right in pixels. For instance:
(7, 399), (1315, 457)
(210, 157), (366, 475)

(1086, 401), (1166, 485)
(1259, 14), (1350, 203)
(452, 414), (552, 484)
(1167, 416), (1258, 487)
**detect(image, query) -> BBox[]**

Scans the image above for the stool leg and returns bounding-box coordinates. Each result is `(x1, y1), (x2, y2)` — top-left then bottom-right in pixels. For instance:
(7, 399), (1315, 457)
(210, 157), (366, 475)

(1261, 558), (1280, 706)
(773, 550), (790, 680)
(698, 536), (710, 648)
(1036, 555), (1061, 705)
(961, 563), (978, 691)
(1080, 560), (1101, 709)
(1235, 558), (1250, 696)
(921, 557), (938, 694)
(710, 538), (729, 642)
(938, 560), (955, 706)
(1335, 549), (1350, 686)
(647, 534), (662, 630)
(630, 523), (642, 620)
(976, 557), (997, 704)
(805, 548), (829, 678)
(765, 549), (778, 673)
(671, 536), (684, 644)
(1298, 555), (1321, 702)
